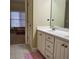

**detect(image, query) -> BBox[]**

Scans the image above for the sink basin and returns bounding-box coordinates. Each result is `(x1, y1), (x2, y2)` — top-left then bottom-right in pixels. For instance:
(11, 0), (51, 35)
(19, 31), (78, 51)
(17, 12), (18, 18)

(48, 28), (69, 37)
(54, 30), (69, 36)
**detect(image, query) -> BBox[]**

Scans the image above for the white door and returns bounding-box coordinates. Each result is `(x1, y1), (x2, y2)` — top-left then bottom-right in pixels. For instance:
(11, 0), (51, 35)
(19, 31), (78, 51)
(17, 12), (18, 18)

(54, 38), (65, 59)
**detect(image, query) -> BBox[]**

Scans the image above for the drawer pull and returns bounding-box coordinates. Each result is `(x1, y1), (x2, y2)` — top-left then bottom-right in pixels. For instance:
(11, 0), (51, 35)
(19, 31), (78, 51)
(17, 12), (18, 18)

(64, 45), (68, 48)
(47, 45), (51, 48)
(46, 55), (50, 58)
(48, 37), (50, 39)
(61, 44), (64, 46)
(40, 34), (42, 36)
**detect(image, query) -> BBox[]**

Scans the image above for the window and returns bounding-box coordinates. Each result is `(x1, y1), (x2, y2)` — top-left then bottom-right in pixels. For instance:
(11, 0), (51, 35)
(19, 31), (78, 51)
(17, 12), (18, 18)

(10, 11), (25, 27)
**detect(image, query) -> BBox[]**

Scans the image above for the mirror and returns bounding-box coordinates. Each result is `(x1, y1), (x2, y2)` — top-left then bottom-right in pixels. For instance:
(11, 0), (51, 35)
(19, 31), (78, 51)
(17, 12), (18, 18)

(50, 0), (69, 28)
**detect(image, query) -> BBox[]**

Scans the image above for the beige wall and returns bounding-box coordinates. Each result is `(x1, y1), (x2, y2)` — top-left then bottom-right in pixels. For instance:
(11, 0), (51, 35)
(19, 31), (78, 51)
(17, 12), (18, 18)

(10, 1), (25, 11)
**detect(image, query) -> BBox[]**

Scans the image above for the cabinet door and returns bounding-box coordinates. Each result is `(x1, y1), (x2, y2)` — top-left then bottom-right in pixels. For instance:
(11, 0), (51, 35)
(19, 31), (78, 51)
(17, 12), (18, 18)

(54, 38), (65, 59)
(37, 31), (42, 51)
(37, 31), (45, 56)
(64, 42), (69, 59)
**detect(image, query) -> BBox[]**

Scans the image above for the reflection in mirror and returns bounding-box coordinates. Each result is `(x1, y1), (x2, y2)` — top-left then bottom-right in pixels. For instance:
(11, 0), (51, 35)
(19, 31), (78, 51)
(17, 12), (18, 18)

(50, 0), (69, 28)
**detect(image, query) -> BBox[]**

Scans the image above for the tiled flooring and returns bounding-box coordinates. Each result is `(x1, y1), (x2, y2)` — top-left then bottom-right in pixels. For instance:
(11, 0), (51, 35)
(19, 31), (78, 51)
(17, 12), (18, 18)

(10, 44), (45, 59)
(10, 44), (30, 59)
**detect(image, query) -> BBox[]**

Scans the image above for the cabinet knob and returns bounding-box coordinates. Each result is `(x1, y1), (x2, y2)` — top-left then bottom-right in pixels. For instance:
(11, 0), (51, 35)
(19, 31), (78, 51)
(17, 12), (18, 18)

(61, 44), (64, 46)
(29, 24), (31, 27)
(64, 45), (68, 48)
(46, 55), (50, 58)
(48, 37), (50, 39)
(47, 19), (50, 21)
(40, 34), (42, 36)
(52, 19), (54, 21)
(47, 45), (50, 48)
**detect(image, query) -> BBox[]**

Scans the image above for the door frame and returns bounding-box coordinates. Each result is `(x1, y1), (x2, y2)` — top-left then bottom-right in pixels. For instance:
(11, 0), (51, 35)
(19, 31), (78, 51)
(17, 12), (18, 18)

(25, 0), (33, 49)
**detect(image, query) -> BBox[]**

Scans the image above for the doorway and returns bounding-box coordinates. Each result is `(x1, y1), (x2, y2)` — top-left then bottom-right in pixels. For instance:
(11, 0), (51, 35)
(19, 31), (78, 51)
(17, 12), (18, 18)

(10, 0), (26, 44)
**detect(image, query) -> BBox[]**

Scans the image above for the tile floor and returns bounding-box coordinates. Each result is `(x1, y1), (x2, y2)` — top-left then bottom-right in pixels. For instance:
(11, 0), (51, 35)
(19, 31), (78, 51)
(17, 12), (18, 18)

(10, 44), (45, 59)
(10, 44), (30, 59)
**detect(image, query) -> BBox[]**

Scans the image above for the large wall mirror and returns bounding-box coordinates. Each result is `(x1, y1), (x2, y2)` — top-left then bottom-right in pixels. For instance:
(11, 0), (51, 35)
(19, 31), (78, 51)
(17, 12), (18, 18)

(50, 0), (69, 28)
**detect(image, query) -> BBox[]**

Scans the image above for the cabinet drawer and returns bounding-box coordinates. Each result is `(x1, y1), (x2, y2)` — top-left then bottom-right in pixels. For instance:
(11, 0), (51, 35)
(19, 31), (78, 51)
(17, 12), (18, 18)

(46, 40), (54, 53)
(46, 34), (54, 43)
(45, 50), (53, 59)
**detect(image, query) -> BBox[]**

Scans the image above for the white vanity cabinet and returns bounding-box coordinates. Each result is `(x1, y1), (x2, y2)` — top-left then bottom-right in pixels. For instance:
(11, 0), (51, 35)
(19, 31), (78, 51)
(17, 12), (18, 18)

(37, 30), (69, 59)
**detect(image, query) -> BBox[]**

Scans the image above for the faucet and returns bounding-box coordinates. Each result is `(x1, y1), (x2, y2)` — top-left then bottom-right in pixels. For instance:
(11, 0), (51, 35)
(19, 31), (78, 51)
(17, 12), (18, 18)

(51, 19), (55, 30)
(52, 27), (55, 30)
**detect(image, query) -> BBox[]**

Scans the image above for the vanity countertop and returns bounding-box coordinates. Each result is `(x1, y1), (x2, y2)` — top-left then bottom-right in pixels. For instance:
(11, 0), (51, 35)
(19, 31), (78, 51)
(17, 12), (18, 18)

(37, 26), (69, 40)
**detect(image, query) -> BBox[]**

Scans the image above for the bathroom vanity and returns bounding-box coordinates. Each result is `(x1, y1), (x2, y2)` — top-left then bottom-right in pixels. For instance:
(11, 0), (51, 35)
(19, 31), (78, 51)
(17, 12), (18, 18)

(25, 0), (69, 48)
(37, 26), (69, 59)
